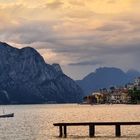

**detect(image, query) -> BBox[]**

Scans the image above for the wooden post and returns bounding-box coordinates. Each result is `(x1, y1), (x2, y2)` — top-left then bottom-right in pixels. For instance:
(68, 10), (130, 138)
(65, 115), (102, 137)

(59, 126), (63, 137)
(64, 125), (67, 138)
(89, 124), (95, 137)
(115, 124), (121, 137)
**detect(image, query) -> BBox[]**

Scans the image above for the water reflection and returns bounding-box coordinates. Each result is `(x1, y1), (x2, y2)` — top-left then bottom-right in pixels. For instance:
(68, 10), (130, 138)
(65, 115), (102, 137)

(0, 104), (139, 140)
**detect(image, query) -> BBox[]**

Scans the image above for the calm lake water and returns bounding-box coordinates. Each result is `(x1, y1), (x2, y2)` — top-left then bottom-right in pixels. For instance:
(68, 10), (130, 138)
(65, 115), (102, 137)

(0, 104), (140, 140)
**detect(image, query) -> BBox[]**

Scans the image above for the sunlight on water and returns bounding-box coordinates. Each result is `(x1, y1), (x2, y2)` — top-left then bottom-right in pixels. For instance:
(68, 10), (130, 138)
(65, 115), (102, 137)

(0, 104), (139, 140)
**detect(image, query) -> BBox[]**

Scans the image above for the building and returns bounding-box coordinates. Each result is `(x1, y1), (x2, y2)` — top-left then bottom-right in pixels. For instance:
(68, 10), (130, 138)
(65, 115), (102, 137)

(126, 83), (134, 90)
(134, 77), (140, 86)
(83, 95), (97, 104)
(134, 77), (140, 90)
(83, 92), (106, 104)
(83, 77), (140, 104)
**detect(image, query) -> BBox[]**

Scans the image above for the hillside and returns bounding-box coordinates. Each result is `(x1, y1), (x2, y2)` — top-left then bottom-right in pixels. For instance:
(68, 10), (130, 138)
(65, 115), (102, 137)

(77, 67), (140, 95)
(0, 42), (83, 104)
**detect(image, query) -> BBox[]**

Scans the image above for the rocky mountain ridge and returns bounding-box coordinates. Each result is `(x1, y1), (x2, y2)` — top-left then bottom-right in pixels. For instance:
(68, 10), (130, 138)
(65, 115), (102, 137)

(0, 42), (83, 104)
(77, 67), (140, 95)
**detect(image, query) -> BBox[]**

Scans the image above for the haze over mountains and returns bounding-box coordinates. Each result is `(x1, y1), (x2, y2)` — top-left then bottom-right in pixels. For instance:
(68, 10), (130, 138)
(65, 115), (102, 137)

(77, 67), (140, 95)
(0, 42), (83, 104)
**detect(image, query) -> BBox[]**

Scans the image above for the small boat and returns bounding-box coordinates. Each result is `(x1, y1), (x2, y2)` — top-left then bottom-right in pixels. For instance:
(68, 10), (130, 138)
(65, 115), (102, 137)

(0, 113), (14, 118)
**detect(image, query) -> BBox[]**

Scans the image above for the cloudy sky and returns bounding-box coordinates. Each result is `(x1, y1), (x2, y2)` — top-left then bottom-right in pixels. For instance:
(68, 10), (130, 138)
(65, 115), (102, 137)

(0, 0), (140, 79)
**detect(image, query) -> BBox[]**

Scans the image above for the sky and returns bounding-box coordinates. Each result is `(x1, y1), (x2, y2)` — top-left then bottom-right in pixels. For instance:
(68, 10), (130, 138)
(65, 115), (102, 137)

(0, 0), (140, 80)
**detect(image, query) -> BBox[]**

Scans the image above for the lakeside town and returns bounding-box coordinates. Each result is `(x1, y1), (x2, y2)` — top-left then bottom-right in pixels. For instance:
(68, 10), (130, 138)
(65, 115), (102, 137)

(83, 77), (140, 104)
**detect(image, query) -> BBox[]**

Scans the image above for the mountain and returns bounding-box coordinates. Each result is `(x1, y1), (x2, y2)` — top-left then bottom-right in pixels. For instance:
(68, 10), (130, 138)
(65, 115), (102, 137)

(0, 42), (83, 104)
(77, 67), (140, 95)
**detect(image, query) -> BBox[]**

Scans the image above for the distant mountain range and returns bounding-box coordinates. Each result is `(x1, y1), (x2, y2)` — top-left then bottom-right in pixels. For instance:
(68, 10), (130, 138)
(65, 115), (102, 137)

(77, 67), (140, 95)
(0, 42), (83, 104)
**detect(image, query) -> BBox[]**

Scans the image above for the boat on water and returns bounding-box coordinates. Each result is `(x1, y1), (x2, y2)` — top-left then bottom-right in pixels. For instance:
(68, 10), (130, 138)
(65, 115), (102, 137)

(0, 113), (14, 118)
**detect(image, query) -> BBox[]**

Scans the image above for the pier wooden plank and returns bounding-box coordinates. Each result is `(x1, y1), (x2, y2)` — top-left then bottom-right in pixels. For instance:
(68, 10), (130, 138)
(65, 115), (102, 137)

(54, 121), (140, 126)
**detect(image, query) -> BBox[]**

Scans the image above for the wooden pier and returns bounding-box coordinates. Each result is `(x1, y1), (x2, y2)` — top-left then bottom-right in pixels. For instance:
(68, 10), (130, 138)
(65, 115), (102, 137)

(54, 122), (140, 138)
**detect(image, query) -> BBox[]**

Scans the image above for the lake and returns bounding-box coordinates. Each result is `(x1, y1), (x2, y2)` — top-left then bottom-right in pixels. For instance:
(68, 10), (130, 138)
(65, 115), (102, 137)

(0, 104), (140, 140)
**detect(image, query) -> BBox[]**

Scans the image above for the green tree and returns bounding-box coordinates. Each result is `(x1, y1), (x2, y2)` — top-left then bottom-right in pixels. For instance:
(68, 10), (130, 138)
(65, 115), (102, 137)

(128, 88), (140, 104)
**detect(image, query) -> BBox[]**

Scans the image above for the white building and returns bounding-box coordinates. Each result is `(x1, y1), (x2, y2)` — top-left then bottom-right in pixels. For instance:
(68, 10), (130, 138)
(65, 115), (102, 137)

(127, 83), (134, 90)
(134, 77), (140, 90)
(134, 77), (140, 86)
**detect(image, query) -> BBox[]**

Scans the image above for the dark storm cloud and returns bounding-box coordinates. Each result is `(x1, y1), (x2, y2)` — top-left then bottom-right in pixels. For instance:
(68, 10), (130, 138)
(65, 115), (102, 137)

(1, 18), (140, 62)
(0, 20), (59, 44)
(50, 41), (140, 67)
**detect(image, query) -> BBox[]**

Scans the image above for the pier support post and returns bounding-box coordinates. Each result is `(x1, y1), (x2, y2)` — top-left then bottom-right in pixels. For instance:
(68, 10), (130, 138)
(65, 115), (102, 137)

(59, 126), (63, 137)
(115, 124), (121, 137)
(89, 124), (95, 137)
(64, 125), (67, 138)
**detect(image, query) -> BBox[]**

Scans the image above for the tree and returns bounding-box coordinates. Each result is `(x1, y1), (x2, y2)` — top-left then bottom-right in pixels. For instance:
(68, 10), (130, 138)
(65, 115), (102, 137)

(128, 88), (140, 104)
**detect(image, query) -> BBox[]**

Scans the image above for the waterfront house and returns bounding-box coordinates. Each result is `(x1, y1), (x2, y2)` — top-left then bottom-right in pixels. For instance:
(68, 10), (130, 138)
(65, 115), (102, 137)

(83, 86), (131, 104)
(126, 83), (134, 90)
(83, 92), (107, 104)
(83, 94), (97, 104)
(134, 77), (140, 86)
